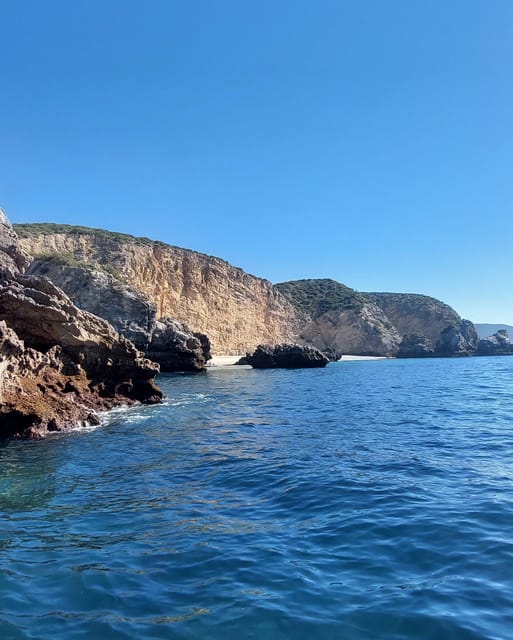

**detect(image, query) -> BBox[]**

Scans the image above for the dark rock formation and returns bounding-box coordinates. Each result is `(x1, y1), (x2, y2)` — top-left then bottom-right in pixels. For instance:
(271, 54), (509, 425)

(475, 323), (513, 340)
(0, 211), (162, 439)
(435, 320), (478, 356)
(147, 318), (211, 372)
(247, 343), (329, 369)
(397, 334), (435, 358)
(477, 330), (513, 356)
(27, 258), (211, 371)
(322, 346), (341, 362)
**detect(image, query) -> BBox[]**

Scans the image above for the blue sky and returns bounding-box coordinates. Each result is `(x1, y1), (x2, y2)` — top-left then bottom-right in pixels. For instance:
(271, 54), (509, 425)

(1, 1), (512, 323)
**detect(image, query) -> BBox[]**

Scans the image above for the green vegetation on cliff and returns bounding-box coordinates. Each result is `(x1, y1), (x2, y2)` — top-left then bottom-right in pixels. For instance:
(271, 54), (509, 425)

(32, 253), (126, 283)
(275, 279), (364, 318)
(14, 223), (162, 247)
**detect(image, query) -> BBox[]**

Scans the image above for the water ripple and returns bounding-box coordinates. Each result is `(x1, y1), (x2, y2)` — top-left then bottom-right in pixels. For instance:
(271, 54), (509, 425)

(1, 357), (513, 639)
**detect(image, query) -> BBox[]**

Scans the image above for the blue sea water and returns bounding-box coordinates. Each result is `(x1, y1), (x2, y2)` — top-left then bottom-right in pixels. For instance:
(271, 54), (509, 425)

(1, 357), (513, 640)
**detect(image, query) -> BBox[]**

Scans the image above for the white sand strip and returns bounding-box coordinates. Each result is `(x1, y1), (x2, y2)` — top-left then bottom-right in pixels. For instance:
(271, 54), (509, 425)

(338, 355), (389, 361)
(208, 355), (243, 366)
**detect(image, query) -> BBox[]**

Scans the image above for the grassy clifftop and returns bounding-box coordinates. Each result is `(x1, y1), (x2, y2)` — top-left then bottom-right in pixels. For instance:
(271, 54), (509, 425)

(275, 278), (364, 318)
(13, 223), (161, 247)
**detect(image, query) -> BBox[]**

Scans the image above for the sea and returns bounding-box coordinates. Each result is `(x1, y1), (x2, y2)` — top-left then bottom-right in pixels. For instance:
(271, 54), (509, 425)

(1, 356), (513, 640)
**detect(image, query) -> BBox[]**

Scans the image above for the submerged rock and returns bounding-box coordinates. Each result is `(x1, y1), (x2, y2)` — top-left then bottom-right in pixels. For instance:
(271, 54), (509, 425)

(247, 343), (329, 369)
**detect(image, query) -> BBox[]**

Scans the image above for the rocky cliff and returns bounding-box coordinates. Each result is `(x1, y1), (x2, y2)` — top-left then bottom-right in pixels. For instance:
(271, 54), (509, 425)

(275, 279), (401, 356)
(27, 257), (211, 371)
(477, 330), (513, 356)
(0, 212), (162, 438)
(17, 224), (480, 359)
(17, 224), (302, 354)
(365, 292), (478, 356)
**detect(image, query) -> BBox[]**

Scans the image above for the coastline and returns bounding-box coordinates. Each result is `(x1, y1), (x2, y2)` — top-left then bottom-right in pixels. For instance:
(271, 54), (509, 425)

(338, 355), (389, 361)
(207, 354), (389, 367)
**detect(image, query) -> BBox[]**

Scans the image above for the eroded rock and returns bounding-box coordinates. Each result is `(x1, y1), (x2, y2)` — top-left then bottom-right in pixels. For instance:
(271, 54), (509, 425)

(247, 343), (329, 369)
(0, 213), (162, 438)
(477, 330), (513, 356)
(147, 318), (211, 372)
(27, 258), (211, 371)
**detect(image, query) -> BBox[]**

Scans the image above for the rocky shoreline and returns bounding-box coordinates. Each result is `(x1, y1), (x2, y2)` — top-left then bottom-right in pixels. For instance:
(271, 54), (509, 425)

(2, 209), (512, 438)
(0, 210), (162, 439)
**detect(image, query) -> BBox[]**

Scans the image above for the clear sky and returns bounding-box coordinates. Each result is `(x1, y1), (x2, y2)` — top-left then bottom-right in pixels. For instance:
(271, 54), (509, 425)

(1, 1), (512, 324)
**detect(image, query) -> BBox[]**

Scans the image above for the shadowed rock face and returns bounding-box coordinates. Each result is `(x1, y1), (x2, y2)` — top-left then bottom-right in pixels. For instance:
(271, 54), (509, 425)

(435, 320), (478, 356)
(247, 343), (329, 369)
(0, 209), (30, 276)
(0, 212), (162, 439)
(147, 318), (211, 372)
(397, 334), (435, 358)
(477, 330), (513, 356)
(27, 259), (211, 371)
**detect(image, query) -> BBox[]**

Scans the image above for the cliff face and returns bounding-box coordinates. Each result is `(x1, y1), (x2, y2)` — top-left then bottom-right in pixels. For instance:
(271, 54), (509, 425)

(0, 212), (162, 439)
(27, 257), (212, 371)
(276, 280), (401, 356)
(17, 226), (302, 354)
(365, 292), (478, 356)
(365, 293), (464, 344)
(17, 225), (479, 359)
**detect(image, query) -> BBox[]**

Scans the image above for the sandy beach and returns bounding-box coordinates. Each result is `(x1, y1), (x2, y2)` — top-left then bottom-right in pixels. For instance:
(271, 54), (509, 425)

(338, 355), (389, 361)
(208, 355), (245, 366)
(208, 354), (389, 366)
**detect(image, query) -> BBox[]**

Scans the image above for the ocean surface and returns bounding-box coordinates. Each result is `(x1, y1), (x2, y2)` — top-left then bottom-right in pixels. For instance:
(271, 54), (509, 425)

(1, 357), (513, 640)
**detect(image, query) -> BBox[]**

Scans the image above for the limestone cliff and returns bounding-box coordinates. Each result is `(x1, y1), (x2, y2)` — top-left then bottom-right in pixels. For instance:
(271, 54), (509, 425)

(17, 225), (302, 354)
(276, 279), (401, 356)
(17, 224), (480, 359)
(26, 257), (211, 371)
(365, 292), (478, 356)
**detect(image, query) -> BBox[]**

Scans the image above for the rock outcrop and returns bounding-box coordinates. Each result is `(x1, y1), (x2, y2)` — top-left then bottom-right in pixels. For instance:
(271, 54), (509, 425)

(397, 334), (435, 358)
(435, 320), (478, 356)
(17, 224), (303, 354)
(0, 210), (30, 276)
(246, 343), (329, 369)
(276, 279), (402, 357)
(365, 292), (478, 357)
(0, 211), (162, 439)
(147, 318), (211, 372)
(27, 257), (211, 371)
(477, 330), (513, 356)
(475, 323), (513, 340)
(16, 224), (485, 359)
